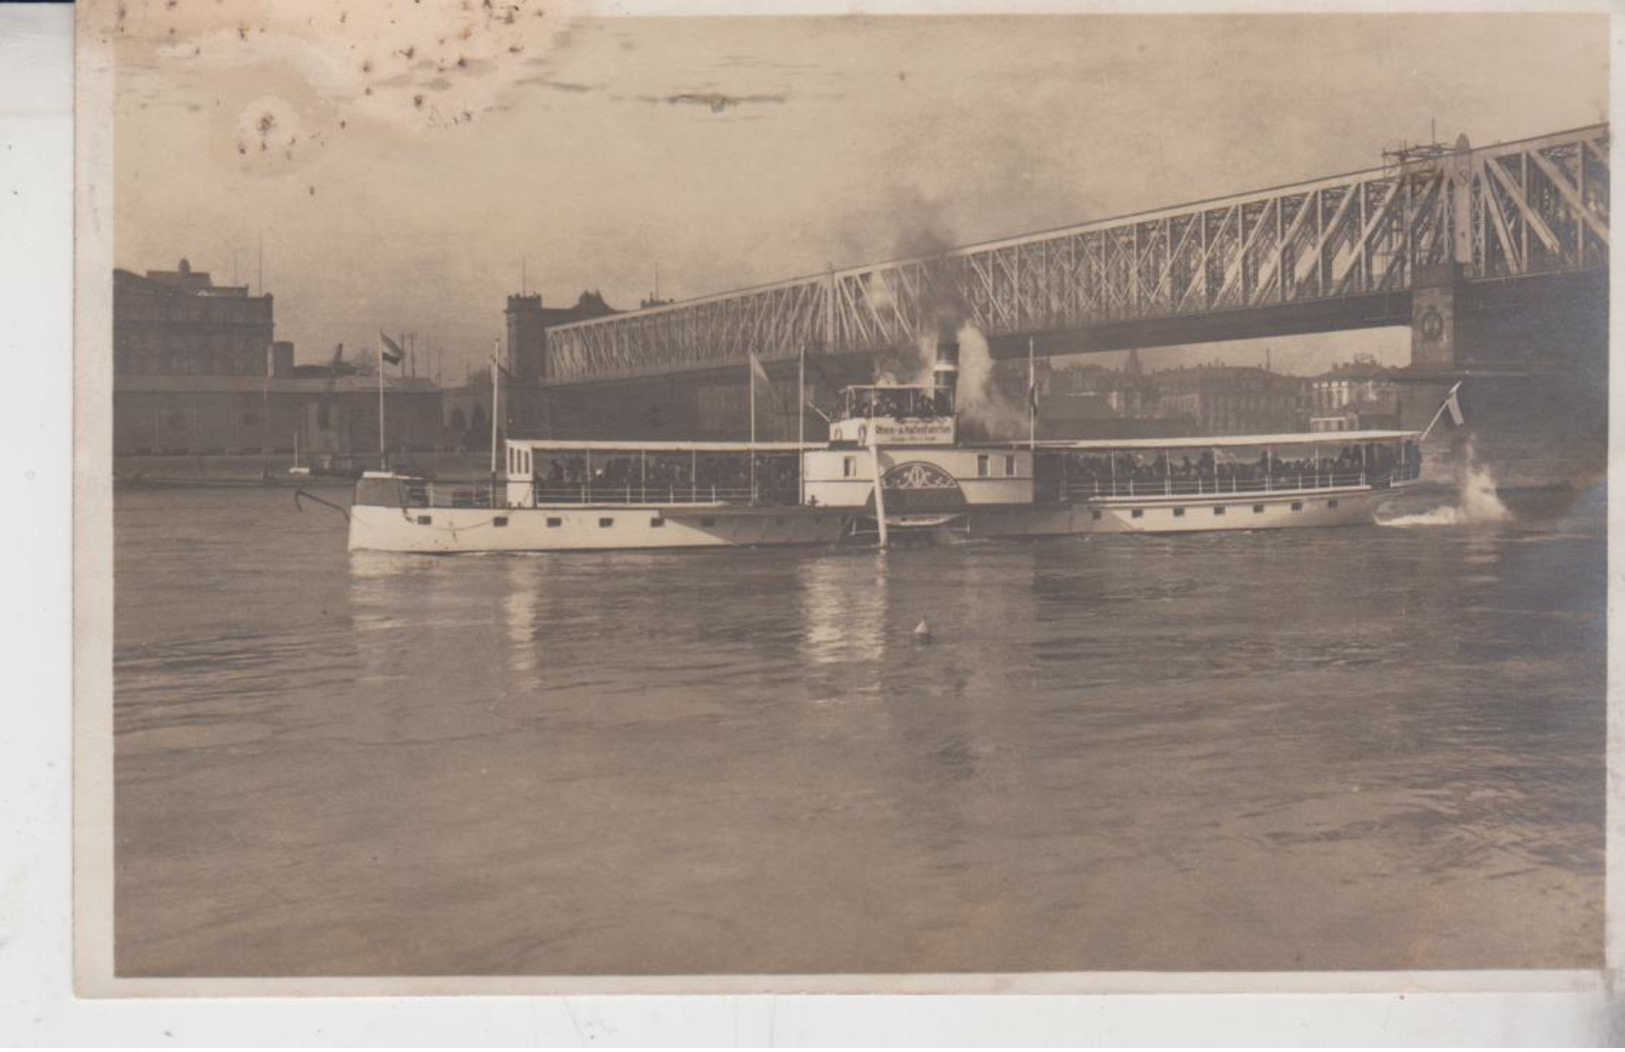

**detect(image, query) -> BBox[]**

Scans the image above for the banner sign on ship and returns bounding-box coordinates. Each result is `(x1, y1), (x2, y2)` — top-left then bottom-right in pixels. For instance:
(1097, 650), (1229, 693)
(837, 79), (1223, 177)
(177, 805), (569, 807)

(869, 419), (955, 445)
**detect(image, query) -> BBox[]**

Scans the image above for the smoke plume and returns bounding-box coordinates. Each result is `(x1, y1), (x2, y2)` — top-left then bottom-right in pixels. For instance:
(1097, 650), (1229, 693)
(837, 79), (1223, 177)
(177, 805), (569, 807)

(952, 324), (1029, 440)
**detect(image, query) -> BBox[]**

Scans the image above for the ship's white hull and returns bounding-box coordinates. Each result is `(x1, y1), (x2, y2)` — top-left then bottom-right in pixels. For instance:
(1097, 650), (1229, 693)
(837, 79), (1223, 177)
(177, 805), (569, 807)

(351, 484), (1404, 552)
(888, 486), (1401, 538)
(347, 503), (854, 553)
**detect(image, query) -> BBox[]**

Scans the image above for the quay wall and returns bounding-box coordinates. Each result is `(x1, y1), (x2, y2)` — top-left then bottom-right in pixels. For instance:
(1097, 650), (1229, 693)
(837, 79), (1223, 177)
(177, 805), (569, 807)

(115, 451), (497, 485)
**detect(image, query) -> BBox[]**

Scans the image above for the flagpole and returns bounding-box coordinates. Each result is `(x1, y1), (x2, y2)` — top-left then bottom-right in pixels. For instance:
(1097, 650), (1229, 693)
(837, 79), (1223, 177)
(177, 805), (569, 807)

(749, 353), (757, 446)
(798, 344), (806, 505)
(490, 338), (501, 480)
(1028, 335), (1036, 450)
(377, 349), (386, 471)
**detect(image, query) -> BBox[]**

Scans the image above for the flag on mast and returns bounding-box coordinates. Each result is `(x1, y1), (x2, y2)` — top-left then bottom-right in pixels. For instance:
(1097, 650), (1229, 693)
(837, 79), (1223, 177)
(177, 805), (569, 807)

(1027, 336), (1038, 449)
(748, 349), (772, 387)
(379, 331), (405, 366)
(748, 350), (785, 409)
(747, 350), (779, 442)
(1420, 381), (1467, 442)
(1027, 337), (1038, 414)
(1443, 381), (1465, 426)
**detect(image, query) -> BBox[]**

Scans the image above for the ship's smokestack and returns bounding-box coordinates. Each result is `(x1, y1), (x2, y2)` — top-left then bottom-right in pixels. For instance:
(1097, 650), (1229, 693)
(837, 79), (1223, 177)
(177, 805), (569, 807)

(932, 315), (959, 405)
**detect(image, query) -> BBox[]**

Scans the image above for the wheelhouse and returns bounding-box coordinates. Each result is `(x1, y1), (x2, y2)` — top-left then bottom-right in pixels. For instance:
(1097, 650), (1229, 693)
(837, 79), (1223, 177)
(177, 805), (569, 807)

(828, 383), (957, 446)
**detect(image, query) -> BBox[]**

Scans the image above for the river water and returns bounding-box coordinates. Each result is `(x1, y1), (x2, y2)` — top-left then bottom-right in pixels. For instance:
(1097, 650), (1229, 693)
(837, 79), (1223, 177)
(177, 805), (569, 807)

(112, 480), (1605, 977)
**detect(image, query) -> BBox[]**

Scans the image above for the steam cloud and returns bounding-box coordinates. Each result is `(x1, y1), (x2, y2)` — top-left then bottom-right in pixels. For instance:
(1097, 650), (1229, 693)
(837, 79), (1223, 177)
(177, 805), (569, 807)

(951, 324), (1029, 440)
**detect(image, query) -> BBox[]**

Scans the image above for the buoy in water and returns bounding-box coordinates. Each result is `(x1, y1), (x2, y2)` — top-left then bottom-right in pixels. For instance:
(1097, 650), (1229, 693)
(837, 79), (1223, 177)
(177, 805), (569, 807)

(913, 618), (932, 643)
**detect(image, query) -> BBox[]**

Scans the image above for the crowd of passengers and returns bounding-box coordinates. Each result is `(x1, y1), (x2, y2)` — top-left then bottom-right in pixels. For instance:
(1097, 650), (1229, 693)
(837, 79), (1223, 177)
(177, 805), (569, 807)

(533, 453), (801, 500)
(1062, 442), (1420, 490)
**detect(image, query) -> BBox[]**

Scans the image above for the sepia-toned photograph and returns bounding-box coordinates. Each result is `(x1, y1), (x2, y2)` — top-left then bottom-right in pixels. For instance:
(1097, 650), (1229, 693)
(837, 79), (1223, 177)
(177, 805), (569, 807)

(84, 1), (1608, 989)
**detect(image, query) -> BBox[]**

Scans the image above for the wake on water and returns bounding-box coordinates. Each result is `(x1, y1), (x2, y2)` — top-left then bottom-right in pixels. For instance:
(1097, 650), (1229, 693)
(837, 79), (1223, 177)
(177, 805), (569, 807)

(1379, 438), (1511, 528)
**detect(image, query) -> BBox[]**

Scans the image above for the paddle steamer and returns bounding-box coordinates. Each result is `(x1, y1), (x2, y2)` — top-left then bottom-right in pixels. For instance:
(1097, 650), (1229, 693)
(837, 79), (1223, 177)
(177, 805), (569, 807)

(343, 329), (1427, 553)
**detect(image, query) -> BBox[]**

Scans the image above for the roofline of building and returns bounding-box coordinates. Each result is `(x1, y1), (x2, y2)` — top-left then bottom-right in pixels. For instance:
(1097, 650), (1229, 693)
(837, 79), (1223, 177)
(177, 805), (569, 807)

(115, 375), (443, 394)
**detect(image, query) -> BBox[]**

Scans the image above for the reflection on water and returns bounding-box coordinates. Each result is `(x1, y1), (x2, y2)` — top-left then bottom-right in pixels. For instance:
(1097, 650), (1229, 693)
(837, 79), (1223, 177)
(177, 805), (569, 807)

(112, 484), (1605, 976)
(799, 551), (891, 673)
(503, 559), (543, 684)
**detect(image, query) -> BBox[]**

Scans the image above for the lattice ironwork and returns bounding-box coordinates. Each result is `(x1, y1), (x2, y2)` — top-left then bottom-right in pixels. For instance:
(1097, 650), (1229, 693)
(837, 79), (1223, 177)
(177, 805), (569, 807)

(544, 124), (1608, 385)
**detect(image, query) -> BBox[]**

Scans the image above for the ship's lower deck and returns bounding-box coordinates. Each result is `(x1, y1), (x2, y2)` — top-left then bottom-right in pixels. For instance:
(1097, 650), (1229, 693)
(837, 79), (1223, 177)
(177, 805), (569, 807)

(959, 485), (1395, 537)
(347, 502), (852, 553)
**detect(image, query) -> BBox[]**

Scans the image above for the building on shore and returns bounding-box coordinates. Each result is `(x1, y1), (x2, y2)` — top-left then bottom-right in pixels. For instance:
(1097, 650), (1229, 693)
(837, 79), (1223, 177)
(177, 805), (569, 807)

(115, 259), (274, 376)
(1036, 352), (1290, 438)
(1152, 363), (1309, 435)
(1308, 357), (1401, 432)
(112, 259), (444, 458)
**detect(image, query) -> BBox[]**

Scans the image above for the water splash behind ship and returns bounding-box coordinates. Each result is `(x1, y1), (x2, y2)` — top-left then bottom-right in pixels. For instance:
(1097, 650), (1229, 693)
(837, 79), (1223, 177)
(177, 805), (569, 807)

(1380, 437), (1511, 527)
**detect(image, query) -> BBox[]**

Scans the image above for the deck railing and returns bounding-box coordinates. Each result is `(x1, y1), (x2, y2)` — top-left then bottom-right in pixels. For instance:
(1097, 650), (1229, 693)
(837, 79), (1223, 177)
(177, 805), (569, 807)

(1061, 464), (1418, 501)
(376, 458), (1418, 510)
(530, 481), (801, 506)
(385, 479), (802, 509)
(401, 481), (501, 508)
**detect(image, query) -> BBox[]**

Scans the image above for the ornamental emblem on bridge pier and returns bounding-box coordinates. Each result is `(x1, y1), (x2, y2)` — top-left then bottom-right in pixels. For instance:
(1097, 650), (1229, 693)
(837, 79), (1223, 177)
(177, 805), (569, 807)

(1419, 306), (1446, 343)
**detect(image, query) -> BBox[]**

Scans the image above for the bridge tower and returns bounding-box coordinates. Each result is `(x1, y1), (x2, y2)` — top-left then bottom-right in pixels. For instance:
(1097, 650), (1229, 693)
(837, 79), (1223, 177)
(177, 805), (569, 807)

(505, 294), (546, 382)
(505, 294), (549, 434)
(1403, 135), (1473, 370)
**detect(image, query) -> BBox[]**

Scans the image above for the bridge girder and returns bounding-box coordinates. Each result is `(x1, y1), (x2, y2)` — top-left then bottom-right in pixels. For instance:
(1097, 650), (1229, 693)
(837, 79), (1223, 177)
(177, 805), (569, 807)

(544, 124), (1608, 386)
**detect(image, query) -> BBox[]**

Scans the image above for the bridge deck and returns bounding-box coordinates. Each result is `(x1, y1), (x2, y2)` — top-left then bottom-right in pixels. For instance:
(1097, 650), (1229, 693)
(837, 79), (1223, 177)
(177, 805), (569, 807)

(543, 124), (1608, 386)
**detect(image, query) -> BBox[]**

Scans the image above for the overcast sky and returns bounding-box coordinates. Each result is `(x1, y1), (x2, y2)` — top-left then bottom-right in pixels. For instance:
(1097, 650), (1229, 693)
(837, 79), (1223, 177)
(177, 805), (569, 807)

(111, 4), (1609, 379)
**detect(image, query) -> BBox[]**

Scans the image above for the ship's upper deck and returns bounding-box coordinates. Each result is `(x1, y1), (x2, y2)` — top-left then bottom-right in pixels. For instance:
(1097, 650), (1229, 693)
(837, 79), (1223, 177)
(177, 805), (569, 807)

(1035, 429), (1418, 451)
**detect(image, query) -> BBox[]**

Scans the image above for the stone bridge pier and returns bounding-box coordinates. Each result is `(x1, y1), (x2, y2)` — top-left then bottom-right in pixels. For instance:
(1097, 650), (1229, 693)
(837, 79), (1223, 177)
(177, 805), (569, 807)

(1400, 265), (1607, 489)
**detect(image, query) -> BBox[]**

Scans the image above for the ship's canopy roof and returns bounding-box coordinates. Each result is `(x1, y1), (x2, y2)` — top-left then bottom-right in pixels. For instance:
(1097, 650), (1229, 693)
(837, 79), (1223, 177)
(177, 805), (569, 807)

(1033, 429), (1419, 452)
(508, 439), (819, 453)
(843, 382), (953, 392)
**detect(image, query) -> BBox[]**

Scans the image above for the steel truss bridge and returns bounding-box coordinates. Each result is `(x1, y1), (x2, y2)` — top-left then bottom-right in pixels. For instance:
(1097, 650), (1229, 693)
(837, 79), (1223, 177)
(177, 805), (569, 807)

(544, 124), (1608, 386)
